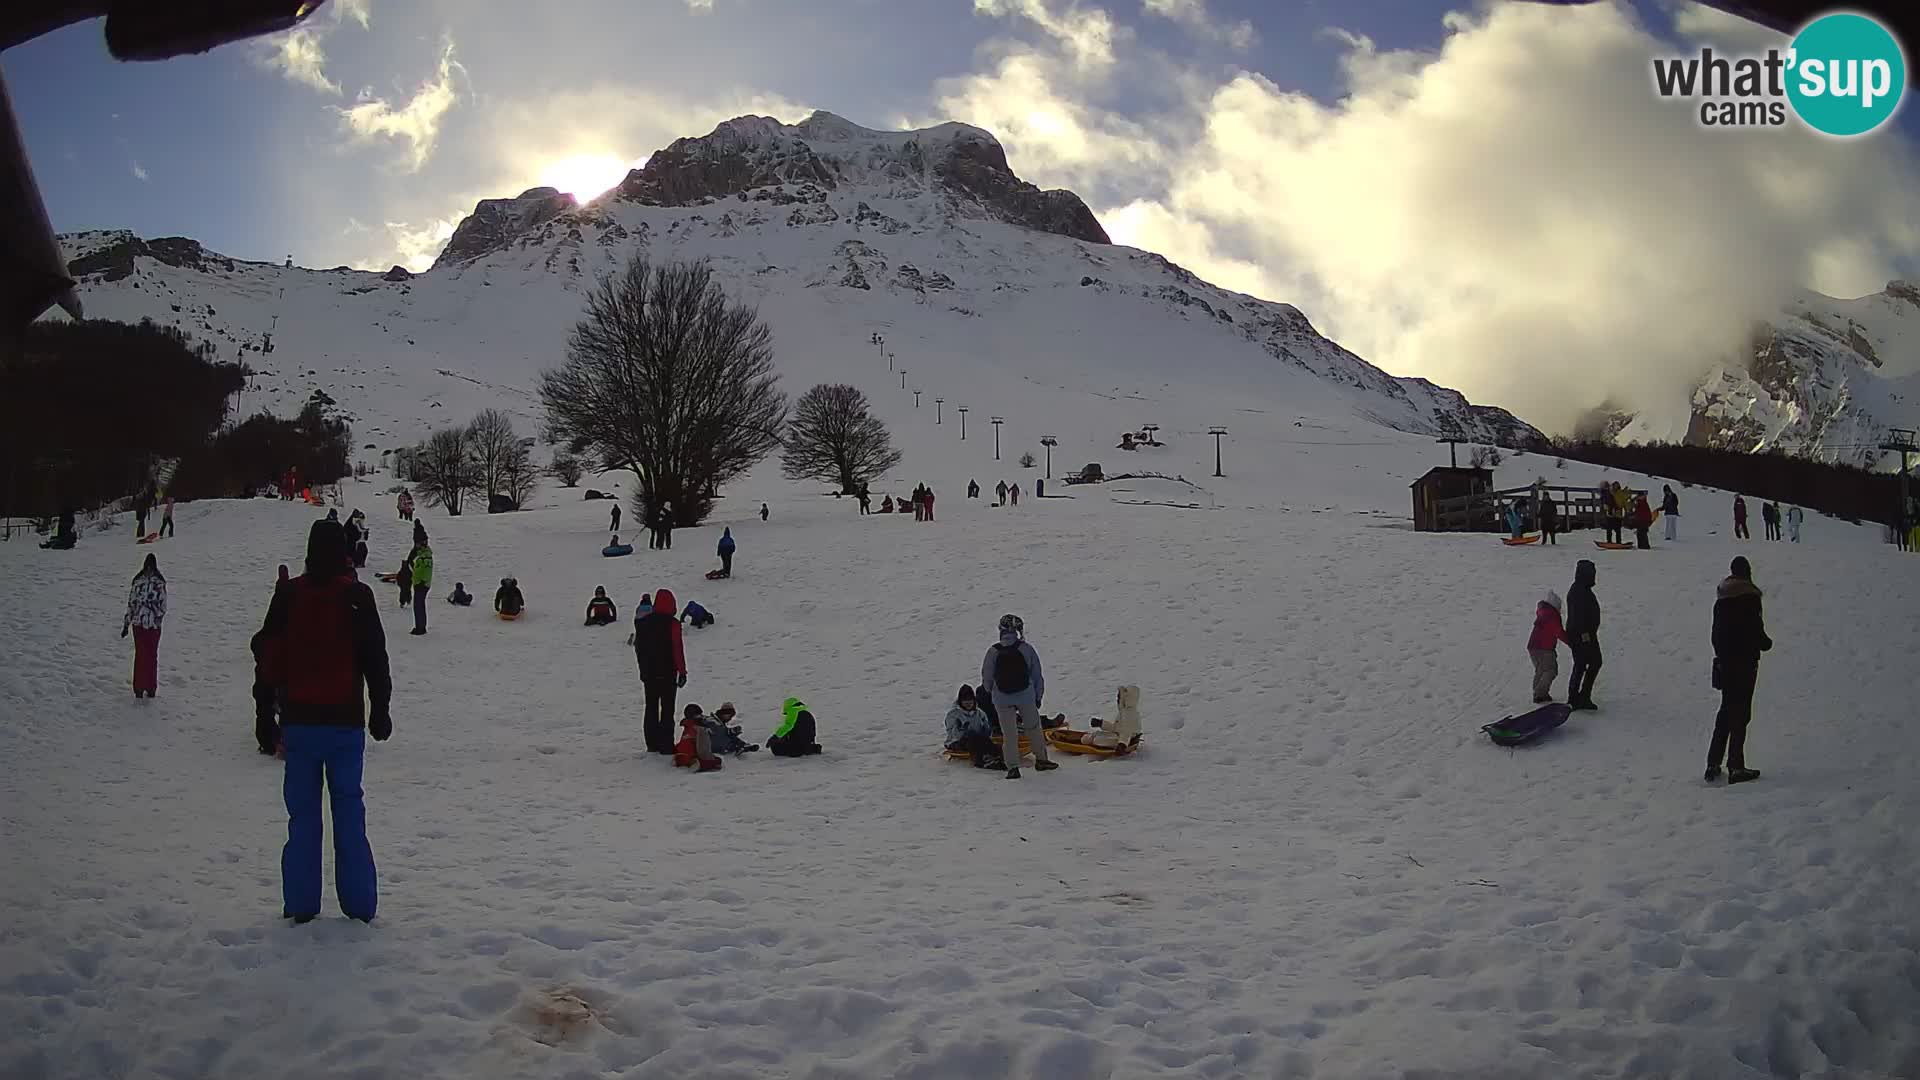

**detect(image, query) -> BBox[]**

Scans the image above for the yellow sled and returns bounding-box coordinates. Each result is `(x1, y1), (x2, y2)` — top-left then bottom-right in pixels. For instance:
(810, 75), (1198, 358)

(943, 734), (1032, 762)
(1044, 727), (1142, 756)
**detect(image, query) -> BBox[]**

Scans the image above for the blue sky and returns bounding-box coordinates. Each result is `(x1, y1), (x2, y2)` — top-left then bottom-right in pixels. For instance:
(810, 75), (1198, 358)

(6, 1), (1918, 423)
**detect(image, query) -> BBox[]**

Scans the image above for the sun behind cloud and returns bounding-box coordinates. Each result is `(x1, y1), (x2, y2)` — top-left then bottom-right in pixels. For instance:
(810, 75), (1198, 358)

(536, 153), (642, 201)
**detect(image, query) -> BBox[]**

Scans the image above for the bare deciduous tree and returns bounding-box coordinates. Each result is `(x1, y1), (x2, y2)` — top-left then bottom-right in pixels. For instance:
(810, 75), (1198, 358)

(780, 383), (901, 493)
(548, 450), (585, 487)
(540, 257), (787, 526)
(469, 408), (520, 505)
(413, 426), (479, 515)
(498, 440), (539, 510)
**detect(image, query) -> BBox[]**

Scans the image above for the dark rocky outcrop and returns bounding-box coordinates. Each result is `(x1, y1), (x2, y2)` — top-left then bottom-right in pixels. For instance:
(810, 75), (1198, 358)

(432, 187), (576, 270)
(382, 265), (412, 282)
(930, 129), (1109, 245)
(68, 235), (236, 281)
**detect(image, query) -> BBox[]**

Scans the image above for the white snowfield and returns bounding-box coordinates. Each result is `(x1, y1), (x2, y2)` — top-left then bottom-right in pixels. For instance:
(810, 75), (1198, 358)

(4, 426), (1918, 1079)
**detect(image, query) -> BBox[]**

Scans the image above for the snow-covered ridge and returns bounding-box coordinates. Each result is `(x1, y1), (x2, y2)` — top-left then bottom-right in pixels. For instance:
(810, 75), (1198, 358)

(1616, 280), (1920, 469)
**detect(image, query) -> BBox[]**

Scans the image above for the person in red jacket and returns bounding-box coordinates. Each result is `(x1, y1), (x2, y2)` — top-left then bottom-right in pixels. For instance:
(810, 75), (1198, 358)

(1733, 495), (1749, 540)
(1526, 590), (1567, 703)
(1631, 493), (1655, 549)
(254, 520), (393, 923)
(633, 587), (688, 754)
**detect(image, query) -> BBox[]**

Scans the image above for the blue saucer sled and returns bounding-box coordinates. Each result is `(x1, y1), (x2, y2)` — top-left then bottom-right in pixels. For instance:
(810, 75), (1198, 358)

(1482, 702), (1571, 747)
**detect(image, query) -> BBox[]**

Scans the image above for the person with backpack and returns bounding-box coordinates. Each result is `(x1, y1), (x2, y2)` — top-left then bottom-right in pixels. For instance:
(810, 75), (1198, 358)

(253, 519), (392, 924)
(1565, 560), (1602, 711)
(1733, 495), (1750, 540)
(585, 586), (618, 626)
(1707, 556), (1772, 784)
(717, 527), (735, 578)
(944, 684), (1004, 769)
(1525, 591), (1566, 703)
(981, 614), (1056, 778)
(1661, 484), (1680, 541)
(769, 697), (824, 756)
(407, 538), (433, 636)
(634, 588), (688, 753)
(122, 553), (168, 698)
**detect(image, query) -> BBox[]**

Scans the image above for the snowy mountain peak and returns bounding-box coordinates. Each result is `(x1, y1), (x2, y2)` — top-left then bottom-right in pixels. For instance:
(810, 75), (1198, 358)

(434, 188), (580, 270)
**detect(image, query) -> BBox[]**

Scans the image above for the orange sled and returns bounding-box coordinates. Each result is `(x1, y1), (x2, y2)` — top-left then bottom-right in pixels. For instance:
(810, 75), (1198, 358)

(1044, 728), (1142, 756)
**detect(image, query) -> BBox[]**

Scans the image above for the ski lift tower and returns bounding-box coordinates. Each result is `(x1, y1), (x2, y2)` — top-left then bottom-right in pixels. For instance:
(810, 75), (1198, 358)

(1040, 435), (1058, 477)
(991, 416), (1005, 460)
(1208, 426), (1228, 477)
(1883, 427), (1917, 536)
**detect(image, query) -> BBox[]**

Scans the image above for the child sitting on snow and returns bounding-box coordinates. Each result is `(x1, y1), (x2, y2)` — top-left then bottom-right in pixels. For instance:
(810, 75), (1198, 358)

(1526, 590), (1567, 703)
(674, 704), (724, 771)
(769, 697), (824, 757)
(495, 578), (526, 617)
(585, 586), (618, 626)
(702, 701), (759, 756)
(448, 582), (474, 606)
(944, 684), (1003, 769)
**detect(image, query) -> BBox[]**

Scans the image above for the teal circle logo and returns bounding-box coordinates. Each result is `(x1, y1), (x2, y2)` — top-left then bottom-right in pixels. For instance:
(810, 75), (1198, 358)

(1786, 13), (1906, 136)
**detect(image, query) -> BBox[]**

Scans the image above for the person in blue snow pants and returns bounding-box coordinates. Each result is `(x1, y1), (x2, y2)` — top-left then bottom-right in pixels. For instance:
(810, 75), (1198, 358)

(282, 726), (378, 920)
(254, 521), (393, 923)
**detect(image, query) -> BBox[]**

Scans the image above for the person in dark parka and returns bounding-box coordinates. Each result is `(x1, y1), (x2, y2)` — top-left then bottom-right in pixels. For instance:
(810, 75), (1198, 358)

(633, 587), (688, 753)
(1707, 556), (1772, 784)
(1565, 559), (1603, 710)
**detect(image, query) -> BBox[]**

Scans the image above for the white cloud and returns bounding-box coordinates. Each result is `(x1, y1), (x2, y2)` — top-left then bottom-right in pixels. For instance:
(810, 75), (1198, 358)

(686, 0), (716, 10)
(257, 28), (341, 94)
(1141, 0), (1255, 49)
(974, 0), (1123, 70)
(937, 0), (1920, 432)
(132, 161), (149, 182)
(339, 41), (463, 172)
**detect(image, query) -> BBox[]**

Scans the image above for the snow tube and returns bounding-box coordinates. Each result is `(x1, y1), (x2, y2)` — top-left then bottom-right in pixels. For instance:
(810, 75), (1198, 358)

(1593, 541), (1635, 550)
(1482, 702), (1571, 747)
(1045, 727), (1141, 756)
(602, 544), (634, 557)
(1501, 535), (1539, 546)
(498, 610), (522, 621)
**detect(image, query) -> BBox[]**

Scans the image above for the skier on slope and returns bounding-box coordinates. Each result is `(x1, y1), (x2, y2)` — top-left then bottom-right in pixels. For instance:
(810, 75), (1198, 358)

(981, 614), (1056, 779)
(253, 519), (393, 924)
(1565, 560), (1602, 711)
(634, 588), (688, 754)
(1706, 556), (1771, 784)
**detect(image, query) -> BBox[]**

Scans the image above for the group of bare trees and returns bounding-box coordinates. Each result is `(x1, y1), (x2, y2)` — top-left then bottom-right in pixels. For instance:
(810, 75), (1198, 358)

(541, 257), (906, 527)
(402, 408), (538, 515)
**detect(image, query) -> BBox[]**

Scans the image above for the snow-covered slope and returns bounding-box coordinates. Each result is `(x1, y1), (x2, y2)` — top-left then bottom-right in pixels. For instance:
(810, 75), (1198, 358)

(54, 111), (1537, 465)
(1615, 281), (1920, 469)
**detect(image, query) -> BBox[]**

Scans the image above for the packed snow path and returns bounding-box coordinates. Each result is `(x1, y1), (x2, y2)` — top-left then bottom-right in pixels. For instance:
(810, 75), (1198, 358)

(3, 482), (1918, 1080)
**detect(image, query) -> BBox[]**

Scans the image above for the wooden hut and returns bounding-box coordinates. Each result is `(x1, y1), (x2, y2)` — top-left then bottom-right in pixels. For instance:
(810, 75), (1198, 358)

(1410, 466), (1494, 532)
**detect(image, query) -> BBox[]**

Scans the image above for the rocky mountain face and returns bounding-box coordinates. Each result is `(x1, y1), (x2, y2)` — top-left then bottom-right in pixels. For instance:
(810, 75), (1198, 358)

(432, 187), (578, 270)
(1615, 281), (1920, 469)
(56, 112), (1538, 453)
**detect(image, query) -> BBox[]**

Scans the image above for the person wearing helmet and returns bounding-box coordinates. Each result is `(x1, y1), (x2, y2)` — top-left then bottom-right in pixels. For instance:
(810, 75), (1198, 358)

(981, 614), (1056, 778)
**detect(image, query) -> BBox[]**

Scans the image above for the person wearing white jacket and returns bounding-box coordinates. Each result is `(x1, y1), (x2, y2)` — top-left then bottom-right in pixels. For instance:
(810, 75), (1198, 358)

(122, 553), (168, 698)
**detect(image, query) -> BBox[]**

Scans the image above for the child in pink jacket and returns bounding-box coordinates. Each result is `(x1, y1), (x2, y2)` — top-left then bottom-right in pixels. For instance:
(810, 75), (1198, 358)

(1527, 591), (1567, 704)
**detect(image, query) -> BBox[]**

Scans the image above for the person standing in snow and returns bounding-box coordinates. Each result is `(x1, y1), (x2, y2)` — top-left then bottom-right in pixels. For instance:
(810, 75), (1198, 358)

(609, 503), (621, 535)
(1706, 556), (1772, 784)
(1631, 493), (1655, 550)
(923, 487), (935, 522)
(994, 480), (1008, 506)
(1661, 485), (1679, 542)
(1786, 505), (1803, 543)
(1565, 560), (1602, 711)
(1760, 500), (1777, 541)
(1733, 495), (1750, 540)
(122, 553), (168, 698)
(159, 496), (176, 538)
(253, 519), (392, 923)
(760, 502), (769, 522)
(968, 479), (980, 499)
(1538, 492), (1558, 545)
(1010, 483), (1020, 507)
(1526, 591), (1567, 703)
(407, 538), (433, 636)
(717, 527), (735, 578)
(981, 614), (1057, 779)
(394, 551), (414, 609)
(133, 489), (152, 538)
(634, 588), (688, 754)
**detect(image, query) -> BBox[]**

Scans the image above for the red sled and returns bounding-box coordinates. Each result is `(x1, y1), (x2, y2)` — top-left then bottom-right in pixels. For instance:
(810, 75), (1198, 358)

(704, 569), (730, 580)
